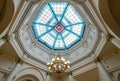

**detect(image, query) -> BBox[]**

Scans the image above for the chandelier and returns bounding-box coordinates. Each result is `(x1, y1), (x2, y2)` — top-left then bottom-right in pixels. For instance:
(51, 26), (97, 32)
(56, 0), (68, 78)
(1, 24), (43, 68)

(47, 54), (70, 73)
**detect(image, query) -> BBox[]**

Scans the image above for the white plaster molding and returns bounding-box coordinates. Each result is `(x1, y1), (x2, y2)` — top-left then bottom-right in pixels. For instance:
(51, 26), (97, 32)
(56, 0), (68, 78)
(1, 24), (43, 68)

(97, 61), (114, 81)
(9, 0), (32, 35)
(0, 38), (6, 47)
(72, 62), (97, 77)
(111, 38), (120, 48)
(9, 33), (24, 58)
(13, 68), (44, 81)
(21, 55), (48, 71)
(94, 32), (107, 57)
(83, 0), (107, 34)
(0, 27), (9, 39)
(0, 67), (9, 74)
(71, 55), (96, 71)
(13, 0), (22, 13)
(6, 63), (22, 81)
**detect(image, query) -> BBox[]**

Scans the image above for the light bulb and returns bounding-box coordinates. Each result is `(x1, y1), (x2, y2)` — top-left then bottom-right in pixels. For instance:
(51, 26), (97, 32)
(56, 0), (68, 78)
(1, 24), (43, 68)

(54, 65), (56, 68)
(67, 66), (70, 68)
(47, 62), (50, 65)
(65, 61), (67, 64)
(67, 61), (70, 64)
(61, 58), (65, 61)
(57, 57), (60, 60)
(49, 67), (51, 69)
(59, 66), (61, 68)
(52, 58), (55, 61)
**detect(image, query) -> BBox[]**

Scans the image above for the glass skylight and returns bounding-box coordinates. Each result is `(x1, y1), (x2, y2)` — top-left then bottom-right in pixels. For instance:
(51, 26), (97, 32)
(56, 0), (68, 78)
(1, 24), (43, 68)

(32, 2), (85, 50)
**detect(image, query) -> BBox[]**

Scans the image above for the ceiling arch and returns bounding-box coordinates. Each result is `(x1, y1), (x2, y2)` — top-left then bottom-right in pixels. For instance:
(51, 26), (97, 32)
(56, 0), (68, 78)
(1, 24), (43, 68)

(14, 68), (44, 81)
(108, 0), (120, 26)
(99, 0), (120, 38)
(0, 0), (14, 34)
(16, 74), (39, 81)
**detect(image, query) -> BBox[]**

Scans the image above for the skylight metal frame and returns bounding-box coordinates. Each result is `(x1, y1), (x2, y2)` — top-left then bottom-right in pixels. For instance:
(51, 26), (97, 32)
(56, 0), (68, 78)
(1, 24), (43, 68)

(32, 2), (86, 50)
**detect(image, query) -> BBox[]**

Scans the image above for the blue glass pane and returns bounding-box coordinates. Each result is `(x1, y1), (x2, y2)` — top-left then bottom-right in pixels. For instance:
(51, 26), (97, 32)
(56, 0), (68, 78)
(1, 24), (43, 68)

(32, 2), (86, 50)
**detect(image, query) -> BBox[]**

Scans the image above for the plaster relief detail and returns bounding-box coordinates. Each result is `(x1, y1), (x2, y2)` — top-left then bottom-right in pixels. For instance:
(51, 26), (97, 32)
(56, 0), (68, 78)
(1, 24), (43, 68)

(102, 51), (120, 70)
(20, 25), (33, 49)
(14, 68), (44, 81)
(0, 55), (15, 71)
(86, 24), (97, 46)
(29, 44), (50, 61)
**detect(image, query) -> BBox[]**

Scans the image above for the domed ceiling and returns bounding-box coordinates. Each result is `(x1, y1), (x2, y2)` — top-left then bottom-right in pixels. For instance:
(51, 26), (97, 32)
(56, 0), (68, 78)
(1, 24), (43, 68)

(14, 0), (106, 69)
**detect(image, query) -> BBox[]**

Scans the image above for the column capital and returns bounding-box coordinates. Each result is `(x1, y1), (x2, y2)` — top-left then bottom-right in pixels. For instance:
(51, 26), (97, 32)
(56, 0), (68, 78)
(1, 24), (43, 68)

(97, 59), (114, 81)
(111, 37), (120, 48)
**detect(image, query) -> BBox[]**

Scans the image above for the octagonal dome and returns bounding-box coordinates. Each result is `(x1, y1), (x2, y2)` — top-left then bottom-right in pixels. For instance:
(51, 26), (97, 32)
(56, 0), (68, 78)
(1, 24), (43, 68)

(16, 0), (105, 67)
(32, 2), (85, 50)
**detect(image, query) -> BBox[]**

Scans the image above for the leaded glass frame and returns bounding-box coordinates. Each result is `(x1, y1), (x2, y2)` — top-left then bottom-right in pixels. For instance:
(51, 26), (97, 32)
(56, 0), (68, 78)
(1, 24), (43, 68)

(32, 2), (85, 50)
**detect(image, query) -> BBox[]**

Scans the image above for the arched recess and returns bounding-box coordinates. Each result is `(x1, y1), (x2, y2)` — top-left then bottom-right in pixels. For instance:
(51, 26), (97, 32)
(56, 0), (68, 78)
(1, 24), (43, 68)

(0, 0), (14, 34)
(13, 68), (44, 81)
(16, 74), (39, 81)
(99, 0), (120, 38)
(108, 0), (120, 26)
